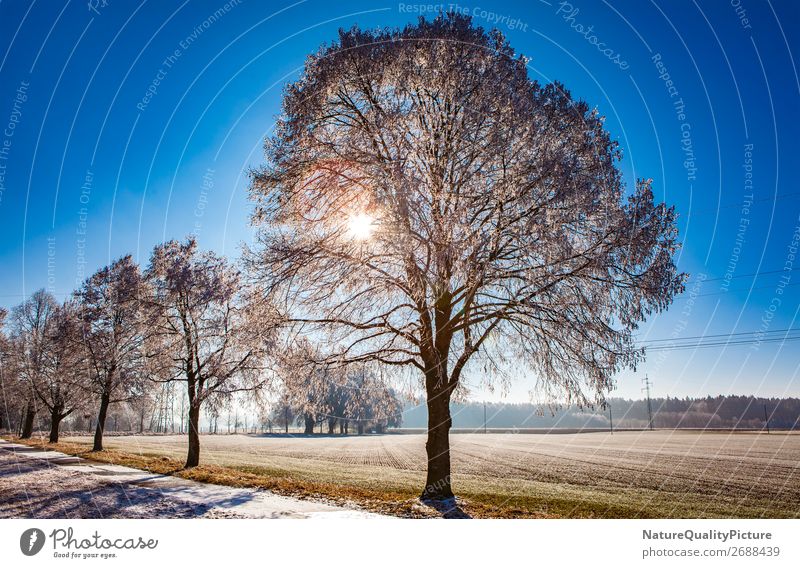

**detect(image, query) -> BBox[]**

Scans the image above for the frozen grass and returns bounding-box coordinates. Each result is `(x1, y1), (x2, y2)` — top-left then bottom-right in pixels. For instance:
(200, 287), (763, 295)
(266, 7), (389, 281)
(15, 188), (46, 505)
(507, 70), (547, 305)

(23, 430), (800, 518)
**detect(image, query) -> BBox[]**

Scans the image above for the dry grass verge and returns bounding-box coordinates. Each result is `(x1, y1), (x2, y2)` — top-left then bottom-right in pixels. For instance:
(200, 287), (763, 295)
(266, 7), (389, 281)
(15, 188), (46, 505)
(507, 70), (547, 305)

(6, 437), (535, 518)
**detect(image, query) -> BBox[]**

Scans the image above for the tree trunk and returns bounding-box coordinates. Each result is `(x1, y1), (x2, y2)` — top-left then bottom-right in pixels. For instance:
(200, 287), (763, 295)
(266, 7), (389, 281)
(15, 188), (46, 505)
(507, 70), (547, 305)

(93, 392), (110, 451)
(421, 389), (454, 500)
(303, 413), (315, 434)
(49, 406), (64, 443)
(328, 417), (336, 434)
(185, 402), (201, 468)
(357, 420), (364, 435)
(20, 400), (36, 439)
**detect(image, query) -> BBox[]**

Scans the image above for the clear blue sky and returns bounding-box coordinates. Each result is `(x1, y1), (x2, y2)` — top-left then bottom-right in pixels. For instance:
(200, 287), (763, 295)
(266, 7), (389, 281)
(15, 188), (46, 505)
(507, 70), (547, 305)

(1, 0), (798, 400)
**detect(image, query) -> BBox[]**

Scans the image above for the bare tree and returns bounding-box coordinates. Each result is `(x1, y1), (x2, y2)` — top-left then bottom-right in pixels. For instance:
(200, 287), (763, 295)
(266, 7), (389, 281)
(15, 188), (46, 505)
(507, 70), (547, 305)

(248, 15), (684, 500)
(276, 340), (334, 434)
(269, 391), (295, 434)
(344, 367), (403, 435)
(0, 307), (17, 433)
(274, 347), (401, 436)
(8, 290), (60, 439)
(31, 301), (88, 442)
(145, 238), (277, 467)
(76, 255), (147, 451)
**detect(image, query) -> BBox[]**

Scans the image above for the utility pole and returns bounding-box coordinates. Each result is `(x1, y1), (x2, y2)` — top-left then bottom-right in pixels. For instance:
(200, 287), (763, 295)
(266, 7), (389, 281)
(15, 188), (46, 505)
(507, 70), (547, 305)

(764, 404), (770, 434)
(642, 375), (654, 431)
(483, 402), (487, 434)
(608, 405), (613, 435)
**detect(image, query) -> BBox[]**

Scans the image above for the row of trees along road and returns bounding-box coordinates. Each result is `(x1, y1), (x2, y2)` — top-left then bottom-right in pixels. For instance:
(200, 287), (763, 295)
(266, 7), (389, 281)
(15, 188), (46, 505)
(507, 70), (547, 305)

(246, 14), (684, 501)
(0, 241), (408, 467)
(0, 240), (281, 467)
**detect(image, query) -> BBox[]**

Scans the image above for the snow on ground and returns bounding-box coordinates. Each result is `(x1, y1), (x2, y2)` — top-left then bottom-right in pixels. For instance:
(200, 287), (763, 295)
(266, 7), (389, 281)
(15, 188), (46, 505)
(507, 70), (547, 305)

(0, 439), (380, 519)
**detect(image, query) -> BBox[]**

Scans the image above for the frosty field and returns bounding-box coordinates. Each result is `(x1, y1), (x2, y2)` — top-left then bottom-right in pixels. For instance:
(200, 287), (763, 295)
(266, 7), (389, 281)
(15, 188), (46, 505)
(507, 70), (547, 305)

(57, 430), (800, 518)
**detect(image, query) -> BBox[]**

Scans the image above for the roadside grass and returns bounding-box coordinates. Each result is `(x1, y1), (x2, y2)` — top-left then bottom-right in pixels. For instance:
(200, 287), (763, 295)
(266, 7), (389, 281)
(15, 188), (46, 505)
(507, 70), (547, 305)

(7, 435), (797, 519)
(7, 437), (507, 518)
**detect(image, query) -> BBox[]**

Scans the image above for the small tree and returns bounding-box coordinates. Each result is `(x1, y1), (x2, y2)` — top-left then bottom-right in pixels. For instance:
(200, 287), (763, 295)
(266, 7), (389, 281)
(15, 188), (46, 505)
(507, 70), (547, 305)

(76, 255), (148, 451)
(248, 14), (684, 500)
(276, 340), (334, 435)
(269, 391), (295, 433)
(145, 238), (277, 467)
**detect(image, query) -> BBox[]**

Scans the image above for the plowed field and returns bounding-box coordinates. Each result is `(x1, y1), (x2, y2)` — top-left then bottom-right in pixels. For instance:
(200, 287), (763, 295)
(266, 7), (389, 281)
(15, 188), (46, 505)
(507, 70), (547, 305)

(60, 431), (800, 518)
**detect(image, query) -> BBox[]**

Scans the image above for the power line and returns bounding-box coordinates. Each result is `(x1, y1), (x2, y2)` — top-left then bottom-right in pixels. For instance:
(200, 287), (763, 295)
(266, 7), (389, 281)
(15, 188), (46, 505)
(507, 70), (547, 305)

(671, 281), (800, 300)
(684, 267), (799, 284)
(645, 335), (800, 352)
(639, 327), (800, 344)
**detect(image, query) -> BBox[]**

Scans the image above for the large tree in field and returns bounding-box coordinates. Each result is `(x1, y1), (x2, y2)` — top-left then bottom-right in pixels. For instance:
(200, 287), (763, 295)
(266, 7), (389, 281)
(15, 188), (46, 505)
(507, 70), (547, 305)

(247, 14), (684, 501)
(145, 238), (276, 468)
(77, 255), (147, 451)
(8, 290), (59, 439)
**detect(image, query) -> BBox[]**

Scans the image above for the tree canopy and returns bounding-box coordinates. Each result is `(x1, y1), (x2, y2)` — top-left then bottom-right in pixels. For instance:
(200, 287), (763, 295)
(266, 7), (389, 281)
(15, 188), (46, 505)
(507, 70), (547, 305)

(249, 13), (684, 500)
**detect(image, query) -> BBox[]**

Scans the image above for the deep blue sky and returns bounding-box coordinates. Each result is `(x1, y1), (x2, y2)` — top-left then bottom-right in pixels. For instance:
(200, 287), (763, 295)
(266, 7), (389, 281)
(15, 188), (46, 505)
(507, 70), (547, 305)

(1, 0), (798, 400)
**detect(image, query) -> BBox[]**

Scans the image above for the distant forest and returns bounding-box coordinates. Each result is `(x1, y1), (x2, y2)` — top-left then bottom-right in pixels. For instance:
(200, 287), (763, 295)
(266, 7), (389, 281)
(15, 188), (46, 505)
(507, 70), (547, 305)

(400, 396), (800, 430)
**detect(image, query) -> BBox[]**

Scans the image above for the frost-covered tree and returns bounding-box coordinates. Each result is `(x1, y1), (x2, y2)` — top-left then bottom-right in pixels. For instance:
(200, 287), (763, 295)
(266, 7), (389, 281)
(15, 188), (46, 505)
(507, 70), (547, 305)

(8, 290), (60, 438)
(248, 14), (683, 500)
(276, 340), (401, 435)
(269, 391), (296, 434)
(76, 255), (148, 451)
(0, 309), (24, 435)
(145, 238), (277, 467)
(0, 307), (10, 432)
(343, 367), (402, 435)
(31, 301), (89, 442)
(275, 340), (333, 434)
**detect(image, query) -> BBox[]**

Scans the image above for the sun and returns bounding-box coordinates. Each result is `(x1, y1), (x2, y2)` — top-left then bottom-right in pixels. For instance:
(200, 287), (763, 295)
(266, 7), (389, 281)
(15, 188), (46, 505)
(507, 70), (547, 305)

(346, 213), (375, 240)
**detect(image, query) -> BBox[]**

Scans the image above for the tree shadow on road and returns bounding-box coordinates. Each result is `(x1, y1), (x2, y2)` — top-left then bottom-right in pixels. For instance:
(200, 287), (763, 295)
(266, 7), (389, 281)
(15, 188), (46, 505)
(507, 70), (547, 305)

(420, 497), (472, 519)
